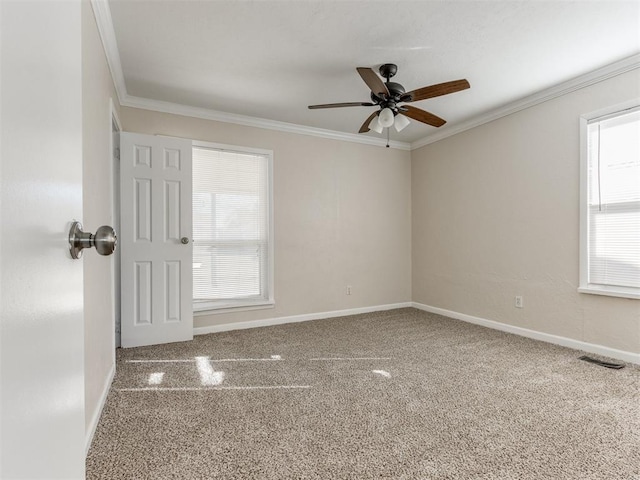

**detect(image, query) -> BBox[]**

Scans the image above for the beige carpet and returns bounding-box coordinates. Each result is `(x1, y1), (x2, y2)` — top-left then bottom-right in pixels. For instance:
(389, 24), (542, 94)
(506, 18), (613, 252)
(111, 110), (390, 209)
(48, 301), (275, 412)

(86, 308), (639, 479)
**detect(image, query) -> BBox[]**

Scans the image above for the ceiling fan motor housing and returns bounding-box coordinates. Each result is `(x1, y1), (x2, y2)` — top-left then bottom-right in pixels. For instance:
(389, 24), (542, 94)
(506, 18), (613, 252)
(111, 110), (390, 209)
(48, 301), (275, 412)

(385, 82), (405, 98)
(371, 81), (406, 113)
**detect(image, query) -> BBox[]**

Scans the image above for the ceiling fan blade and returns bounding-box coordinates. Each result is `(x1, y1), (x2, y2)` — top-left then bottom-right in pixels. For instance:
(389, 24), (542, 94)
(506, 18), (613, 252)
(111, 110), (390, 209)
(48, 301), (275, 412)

(400, 105), (446, 127)
(403, 79), (470, 102)
(308, 102), (375, 109)
(356, 67), (389, 97)
(358, 111), (380, 133)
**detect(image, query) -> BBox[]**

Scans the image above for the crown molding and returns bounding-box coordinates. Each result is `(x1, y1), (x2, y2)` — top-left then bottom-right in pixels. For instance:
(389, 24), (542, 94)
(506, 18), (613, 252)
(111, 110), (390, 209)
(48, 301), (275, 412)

(90, 0), (127, 104)
(92, 0), (638, 153)
(120, 94), (412, 150)
(90, 0), (409, 151)
(410, 53), (640, 150)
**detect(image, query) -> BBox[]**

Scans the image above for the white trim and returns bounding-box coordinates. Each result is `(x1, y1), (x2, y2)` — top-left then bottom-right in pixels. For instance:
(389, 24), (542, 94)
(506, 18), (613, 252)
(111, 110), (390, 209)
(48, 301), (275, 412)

(411, 54), (640, 150)
(90, 0), (127, 104)
(193, 140), (273, 156)
(121, 94), (411, 150)
(578, 99), (640, 299)
(85, 362), (115, 456)
(412, 302), (640, 365)
(579, 115), (589, 291)
(194, 301), (276, 316)
(579, 97), (640, 123)
(110, 97), (122, 132)
(92, 0), (639, 151)
(578, 286), (640, 300)
(193, 302), (413, 335)
(109, 99), (121, 353)
(191, 142), (275, 313)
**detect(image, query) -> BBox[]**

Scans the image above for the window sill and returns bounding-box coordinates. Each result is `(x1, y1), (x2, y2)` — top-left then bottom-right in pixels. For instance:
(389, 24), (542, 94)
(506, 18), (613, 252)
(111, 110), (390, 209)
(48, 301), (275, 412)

(578, 285), (640, 300)
(193, 301), (275, 316)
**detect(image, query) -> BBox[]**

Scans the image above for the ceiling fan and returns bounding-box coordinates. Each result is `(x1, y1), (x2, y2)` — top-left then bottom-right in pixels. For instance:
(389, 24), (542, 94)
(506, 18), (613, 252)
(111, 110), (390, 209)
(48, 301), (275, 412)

(308, 63), (470, 135)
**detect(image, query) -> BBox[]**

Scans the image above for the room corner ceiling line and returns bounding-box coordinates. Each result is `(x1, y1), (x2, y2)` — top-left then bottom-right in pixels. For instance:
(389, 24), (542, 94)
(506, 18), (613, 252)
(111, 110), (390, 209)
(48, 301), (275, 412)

(120, 94), (411, 150)
(411, 53), (640, 150)
(91, 0), (127, 104)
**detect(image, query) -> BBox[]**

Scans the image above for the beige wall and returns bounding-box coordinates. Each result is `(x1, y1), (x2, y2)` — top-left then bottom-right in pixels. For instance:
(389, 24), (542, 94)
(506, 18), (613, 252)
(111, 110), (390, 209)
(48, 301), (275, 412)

(120, 108), (413, 329)
(82, 1), (120, 436)
(412, 69), (640, 353)
(81, 4), (638, 451)
(82, 12), (638, 440)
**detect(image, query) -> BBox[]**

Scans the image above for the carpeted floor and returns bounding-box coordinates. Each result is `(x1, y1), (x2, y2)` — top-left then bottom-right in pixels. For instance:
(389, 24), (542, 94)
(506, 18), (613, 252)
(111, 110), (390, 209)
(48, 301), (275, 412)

(86, 308), (640, 479)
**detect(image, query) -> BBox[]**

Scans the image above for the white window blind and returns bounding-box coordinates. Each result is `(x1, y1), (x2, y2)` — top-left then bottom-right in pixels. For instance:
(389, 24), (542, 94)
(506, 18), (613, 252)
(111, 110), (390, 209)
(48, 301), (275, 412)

(585, 108), (640, 293)
(192, 145), (272, 311)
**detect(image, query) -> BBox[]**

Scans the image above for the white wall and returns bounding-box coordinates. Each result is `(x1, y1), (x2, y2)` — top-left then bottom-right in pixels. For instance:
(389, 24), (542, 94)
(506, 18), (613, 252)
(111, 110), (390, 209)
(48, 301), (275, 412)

(82, 0), (120, 442)
(412, 69), (640, 354)
(120, 107), (413, 329)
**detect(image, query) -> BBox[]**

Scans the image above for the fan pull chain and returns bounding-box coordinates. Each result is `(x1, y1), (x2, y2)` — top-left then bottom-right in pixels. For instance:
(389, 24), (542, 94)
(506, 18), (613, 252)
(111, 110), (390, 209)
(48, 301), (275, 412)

(386, 128), (390, 148)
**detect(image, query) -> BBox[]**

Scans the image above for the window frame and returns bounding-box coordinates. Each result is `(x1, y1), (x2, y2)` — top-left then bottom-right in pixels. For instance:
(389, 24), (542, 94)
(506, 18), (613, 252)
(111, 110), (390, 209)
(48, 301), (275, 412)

(192, 140), (275, 314)
(578, 99), (640, 300)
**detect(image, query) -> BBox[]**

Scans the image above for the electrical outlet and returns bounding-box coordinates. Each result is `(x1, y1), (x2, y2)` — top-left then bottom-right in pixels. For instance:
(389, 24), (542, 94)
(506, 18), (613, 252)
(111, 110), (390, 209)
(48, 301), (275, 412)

(346, 285), (352, 295)
(515, 296), (523, 308)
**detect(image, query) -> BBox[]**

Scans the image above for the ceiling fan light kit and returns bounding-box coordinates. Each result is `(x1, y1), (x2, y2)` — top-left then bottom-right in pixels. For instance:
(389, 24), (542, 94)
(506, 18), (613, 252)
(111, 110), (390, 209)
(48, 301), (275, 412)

(378, 107), (395, 128)
(369, 115), (383, 134)
(393, 113), (410, 132)
(308, 63), (470, 140)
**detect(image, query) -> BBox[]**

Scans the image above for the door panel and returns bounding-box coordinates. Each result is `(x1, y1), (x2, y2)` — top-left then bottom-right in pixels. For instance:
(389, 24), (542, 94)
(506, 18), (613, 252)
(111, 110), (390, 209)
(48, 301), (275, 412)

(0, 1), (85, 477)
(120, 133), (193, 347)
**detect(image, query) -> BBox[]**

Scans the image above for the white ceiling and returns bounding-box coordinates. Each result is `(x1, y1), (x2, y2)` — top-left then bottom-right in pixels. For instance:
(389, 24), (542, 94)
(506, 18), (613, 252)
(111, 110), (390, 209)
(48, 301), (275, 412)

(108, 0), (640, 144)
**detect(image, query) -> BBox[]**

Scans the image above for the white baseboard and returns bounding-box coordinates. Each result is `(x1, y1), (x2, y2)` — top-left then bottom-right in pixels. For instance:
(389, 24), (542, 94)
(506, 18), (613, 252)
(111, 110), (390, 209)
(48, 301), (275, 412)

(193, 301), (638, 365)
(85, 362), (116, 456)
(412, 302), (640, 365)
(193, 302), (413, 336)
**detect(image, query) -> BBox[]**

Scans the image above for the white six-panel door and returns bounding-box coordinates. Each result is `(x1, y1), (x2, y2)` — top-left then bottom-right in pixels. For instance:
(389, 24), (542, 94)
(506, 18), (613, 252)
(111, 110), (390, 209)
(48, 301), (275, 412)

(120, 133), (193, 347)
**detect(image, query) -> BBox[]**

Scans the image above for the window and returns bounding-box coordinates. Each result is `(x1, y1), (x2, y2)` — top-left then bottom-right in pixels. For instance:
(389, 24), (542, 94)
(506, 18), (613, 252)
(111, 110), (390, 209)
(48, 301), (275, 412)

(192, 142), (273, 312)
(579, 102), (640, 299)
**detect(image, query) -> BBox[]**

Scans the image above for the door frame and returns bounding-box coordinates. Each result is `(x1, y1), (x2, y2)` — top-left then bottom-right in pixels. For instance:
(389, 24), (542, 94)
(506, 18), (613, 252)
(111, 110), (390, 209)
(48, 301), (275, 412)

(110, 98), (122, 348)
